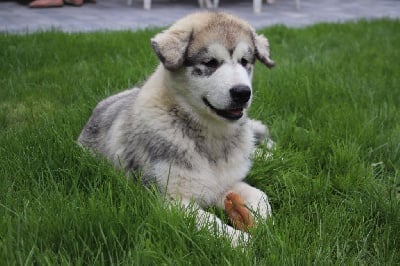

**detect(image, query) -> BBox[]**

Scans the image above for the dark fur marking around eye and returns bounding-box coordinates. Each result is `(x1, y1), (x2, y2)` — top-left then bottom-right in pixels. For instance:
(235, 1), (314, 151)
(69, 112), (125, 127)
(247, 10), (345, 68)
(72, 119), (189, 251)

(192, 67), (203, 76)
(203, 58), (219, 68)
(191, 66), (217, 77)
(185, 47), (209, 67)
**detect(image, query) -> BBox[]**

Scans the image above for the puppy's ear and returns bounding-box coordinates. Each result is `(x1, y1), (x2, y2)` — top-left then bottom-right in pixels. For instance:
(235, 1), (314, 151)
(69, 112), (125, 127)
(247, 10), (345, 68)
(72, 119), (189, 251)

(151, 29), (192, 71)
(254, 33), (275, 68)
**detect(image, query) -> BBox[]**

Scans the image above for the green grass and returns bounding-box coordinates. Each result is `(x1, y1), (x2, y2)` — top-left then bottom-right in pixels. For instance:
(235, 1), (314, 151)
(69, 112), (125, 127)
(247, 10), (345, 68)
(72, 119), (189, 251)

(1, 19), (399, 265)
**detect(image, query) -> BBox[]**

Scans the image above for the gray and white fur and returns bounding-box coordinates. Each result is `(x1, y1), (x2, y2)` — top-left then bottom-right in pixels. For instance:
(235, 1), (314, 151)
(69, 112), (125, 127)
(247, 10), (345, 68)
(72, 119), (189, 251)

(79, 12), (275, 246)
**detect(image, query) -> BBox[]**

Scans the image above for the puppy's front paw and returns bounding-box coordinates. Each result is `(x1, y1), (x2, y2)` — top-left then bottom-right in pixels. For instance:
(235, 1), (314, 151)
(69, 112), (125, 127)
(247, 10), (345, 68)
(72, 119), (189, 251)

(229, 229), (250, 248)
(256, 196), (272, 220)
(224, 192), (254, 232)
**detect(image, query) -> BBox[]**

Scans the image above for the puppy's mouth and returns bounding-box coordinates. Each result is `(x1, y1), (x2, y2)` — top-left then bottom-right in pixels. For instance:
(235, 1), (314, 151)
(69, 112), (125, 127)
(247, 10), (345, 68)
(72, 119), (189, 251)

(202, 97), (244, 121)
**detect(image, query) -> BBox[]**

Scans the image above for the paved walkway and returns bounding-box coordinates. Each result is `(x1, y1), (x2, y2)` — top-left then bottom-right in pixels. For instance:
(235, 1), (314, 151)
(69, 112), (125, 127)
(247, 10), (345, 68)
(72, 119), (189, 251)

(1, 0), (399, 33)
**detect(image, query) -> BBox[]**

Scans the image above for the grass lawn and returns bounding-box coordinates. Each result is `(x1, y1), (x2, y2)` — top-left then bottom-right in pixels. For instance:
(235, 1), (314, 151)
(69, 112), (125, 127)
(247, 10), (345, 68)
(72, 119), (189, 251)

(1, 19), (399, 264)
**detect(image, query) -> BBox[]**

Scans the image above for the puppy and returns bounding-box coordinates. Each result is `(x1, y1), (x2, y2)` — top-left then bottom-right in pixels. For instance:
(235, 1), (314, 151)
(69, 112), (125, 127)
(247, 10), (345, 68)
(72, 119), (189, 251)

(78, 12), (275, 246)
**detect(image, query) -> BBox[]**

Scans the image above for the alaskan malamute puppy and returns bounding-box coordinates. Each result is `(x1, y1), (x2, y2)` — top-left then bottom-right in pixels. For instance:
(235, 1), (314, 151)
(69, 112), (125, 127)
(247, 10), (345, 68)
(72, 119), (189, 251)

(79, 12), (275, 246)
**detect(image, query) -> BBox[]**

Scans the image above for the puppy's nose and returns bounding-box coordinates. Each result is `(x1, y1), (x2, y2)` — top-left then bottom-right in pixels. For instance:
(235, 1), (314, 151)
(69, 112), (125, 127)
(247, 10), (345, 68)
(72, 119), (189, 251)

(230, 85), (251, 104)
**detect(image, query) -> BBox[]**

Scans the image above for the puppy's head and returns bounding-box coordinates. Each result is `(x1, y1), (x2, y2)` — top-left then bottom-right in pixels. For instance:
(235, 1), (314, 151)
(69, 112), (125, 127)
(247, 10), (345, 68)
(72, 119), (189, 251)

(151, 12), (274, 122)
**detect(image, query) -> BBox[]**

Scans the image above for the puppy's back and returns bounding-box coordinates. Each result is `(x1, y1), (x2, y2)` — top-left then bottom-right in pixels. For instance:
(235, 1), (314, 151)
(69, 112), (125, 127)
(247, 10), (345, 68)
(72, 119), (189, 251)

(78, 88), (140, 153)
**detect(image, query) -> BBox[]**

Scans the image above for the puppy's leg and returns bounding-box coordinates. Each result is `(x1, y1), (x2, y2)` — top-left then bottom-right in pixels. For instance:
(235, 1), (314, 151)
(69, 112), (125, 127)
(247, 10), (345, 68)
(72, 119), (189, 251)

(219, 182), (272, 225)
(248, 119), (275, 149)
(224, 192), (255, 231)
(249, 119), (275, 161)
(179, 199), (250, 247)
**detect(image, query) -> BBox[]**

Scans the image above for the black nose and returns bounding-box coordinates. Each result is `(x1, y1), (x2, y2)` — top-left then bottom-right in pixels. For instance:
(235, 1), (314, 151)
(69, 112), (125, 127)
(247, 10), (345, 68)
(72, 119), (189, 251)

(229, 85), (251, 104)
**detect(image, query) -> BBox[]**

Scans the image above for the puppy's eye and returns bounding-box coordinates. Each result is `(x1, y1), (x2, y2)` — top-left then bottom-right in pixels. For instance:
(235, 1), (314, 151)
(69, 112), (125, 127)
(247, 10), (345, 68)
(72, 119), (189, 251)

(240, 58), (249, 67)
(203, 58), (219, 68)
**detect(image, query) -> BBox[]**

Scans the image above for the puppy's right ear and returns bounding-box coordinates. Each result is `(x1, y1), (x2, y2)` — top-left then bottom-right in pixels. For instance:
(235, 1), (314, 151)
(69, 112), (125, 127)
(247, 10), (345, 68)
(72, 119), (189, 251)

(151, 28), (192, 71)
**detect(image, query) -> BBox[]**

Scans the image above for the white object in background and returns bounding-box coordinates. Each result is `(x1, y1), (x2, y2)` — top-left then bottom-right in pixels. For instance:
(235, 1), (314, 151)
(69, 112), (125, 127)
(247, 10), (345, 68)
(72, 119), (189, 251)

(144, 0), (151, 9)
(260, 0), (301, 13)
(127, 0), (151, 10)
(198, 0), (219, 8)
(253, 0), (262, 13)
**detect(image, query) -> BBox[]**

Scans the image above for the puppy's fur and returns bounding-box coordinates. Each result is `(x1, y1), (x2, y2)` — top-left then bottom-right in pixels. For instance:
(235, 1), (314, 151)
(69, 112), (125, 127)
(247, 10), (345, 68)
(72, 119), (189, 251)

(78, 12), (275, 246)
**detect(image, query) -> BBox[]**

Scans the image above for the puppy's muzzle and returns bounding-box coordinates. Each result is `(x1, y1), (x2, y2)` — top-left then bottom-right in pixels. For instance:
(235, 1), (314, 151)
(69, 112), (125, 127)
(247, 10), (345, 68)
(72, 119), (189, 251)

(203, 85), (251, 121)
(230, 85), (251, 105)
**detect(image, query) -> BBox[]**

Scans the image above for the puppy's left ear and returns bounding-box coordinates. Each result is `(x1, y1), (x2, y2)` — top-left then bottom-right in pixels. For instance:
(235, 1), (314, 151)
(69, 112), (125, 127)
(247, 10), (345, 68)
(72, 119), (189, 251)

(151, 28), (191, 71)
(254, 33), (275, 68)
